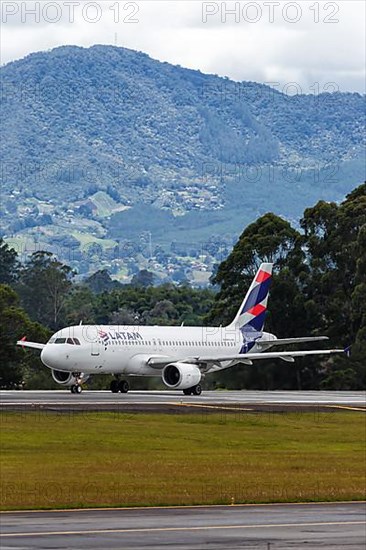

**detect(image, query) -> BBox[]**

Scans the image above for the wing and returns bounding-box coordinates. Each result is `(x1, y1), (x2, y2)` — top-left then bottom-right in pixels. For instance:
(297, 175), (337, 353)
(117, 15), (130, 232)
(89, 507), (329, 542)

(199, 348), (344, 365)
(17, 339), (45, 351)
(147, 347), (345, 372)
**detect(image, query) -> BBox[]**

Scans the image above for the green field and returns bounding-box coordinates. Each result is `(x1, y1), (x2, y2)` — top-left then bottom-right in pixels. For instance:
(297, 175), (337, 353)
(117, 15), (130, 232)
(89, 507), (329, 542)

(0, 411), (365, 510)
(71, 230), (118, 250)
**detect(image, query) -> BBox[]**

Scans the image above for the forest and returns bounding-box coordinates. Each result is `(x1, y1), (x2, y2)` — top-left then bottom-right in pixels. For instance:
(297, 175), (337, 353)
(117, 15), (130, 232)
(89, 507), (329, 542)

(1, 183), (365, 391)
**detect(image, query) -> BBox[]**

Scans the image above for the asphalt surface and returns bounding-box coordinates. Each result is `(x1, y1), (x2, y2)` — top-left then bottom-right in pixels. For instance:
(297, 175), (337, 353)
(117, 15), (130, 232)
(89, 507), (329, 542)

(1, 502), (365, 549)
(0, 390), (365, 414)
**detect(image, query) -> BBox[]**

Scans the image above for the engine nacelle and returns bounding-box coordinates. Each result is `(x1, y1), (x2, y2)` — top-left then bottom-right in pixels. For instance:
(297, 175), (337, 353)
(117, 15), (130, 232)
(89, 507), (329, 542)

(162, 363), (201, 390)
(51, 370), (89, 386)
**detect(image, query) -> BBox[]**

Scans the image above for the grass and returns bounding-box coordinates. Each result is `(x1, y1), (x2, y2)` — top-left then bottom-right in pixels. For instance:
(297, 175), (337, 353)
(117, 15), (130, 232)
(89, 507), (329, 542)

(71, 231), (118, 250)
(90, 191), (130, 218)
(0, 411), (365, 510)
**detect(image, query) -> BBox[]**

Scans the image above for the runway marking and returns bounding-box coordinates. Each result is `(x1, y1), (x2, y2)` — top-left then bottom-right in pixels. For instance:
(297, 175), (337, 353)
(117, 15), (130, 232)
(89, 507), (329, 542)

(1, 500), (365, 514)
(325, 405), (366, 412)
(255, 402), (366, 407)
(2, 520), (365, 538)
(168, 402), (252, 412)
(0, 401), (195, 407)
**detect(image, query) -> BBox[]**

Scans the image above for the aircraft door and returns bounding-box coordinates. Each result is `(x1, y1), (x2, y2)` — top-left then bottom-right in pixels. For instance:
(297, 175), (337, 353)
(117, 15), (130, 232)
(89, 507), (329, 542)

(91, 340), (100, 356)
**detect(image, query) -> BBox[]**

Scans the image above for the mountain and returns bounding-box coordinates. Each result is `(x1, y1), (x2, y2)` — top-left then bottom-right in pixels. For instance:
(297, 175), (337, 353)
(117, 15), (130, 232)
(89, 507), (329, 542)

(1, 45), (365, 280)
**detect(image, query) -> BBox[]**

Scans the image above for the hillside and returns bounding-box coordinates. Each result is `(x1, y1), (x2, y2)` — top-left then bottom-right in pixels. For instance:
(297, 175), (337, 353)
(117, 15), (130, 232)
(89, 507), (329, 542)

(1, 45), (365, 279)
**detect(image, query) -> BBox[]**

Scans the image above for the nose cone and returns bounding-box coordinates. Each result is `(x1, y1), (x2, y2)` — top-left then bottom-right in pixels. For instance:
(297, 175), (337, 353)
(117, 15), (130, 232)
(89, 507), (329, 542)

(41, 345), (61, 369)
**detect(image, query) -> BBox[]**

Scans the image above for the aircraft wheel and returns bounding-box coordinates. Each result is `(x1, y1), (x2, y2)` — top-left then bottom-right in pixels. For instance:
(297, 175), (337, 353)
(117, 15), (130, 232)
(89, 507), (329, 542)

(110, 380), (119, 393)
(119, 380), (129, 393)
(75, 385), (82, 394)
(191, 384), (202, 396)
(70, 385), (76, 394)
(183, 388), (192, 396)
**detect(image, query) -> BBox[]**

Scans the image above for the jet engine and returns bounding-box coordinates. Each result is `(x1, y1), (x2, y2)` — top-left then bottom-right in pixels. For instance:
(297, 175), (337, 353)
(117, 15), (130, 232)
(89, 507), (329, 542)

(51, 370), (89, 386)
(162, 363), (201, 390)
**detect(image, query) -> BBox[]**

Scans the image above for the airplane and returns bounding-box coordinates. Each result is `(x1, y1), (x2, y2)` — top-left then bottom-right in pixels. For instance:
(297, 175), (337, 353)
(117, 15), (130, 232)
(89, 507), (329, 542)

(17, 263), (345, 395)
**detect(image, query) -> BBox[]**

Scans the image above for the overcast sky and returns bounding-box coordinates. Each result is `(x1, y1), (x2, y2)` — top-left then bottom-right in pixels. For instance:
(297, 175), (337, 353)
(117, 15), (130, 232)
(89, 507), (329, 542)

(1, 1), (365, 93)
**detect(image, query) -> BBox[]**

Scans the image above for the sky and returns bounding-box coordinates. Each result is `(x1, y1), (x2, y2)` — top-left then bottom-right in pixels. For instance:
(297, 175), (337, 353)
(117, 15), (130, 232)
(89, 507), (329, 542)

(1, 0), (365, 93)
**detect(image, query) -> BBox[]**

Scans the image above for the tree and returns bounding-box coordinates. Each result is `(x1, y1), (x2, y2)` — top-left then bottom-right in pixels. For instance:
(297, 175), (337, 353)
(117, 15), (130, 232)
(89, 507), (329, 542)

(84, 269), (121, 293)
(64, 285), (97, 325)
(0, 284), (49, 388)
(0, 238), (18, 284)
(301, 183), (366, 346)
(301, 183), (366, 389)
(17, 251), (74, 329)
(131, 269), (155, 288)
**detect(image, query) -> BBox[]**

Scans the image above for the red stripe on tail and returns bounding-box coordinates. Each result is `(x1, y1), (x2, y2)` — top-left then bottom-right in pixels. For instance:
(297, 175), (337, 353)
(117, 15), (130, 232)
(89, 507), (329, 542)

(256, 269), (271, 283)
(247, 303), (266, 316)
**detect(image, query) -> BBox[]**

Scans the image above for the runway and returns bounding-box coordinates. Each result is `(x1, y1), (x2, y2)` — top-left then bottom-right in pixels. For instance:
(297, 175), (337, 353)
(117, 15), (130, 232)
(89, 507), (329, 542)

(0, 390), (365, 413)
(1, 502), (365, 549)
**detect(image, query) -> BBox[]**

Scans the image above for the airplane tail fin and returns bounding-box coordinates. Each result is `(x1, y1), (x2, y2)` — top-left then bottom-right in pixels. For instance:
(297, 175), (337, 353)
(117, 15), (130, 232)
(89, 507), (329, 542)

(228, 263), (273, 339)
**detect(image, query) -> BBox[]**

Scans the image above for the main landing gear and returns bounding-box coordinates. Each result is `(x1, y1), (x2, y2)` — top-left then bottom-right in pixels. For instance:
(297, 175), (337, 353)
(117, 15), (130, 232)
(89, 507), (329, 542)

(70, 384), (82, 394)
(183, 384), (202, 396)
(110, 379), (130, 393)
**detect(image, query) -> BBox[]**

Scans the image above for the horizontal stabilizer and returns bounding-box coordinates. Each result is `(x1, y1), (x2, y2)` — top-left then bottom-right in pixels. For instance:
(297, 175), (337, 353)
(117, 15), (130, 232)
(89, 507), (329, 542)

(259, 336), (329, 346)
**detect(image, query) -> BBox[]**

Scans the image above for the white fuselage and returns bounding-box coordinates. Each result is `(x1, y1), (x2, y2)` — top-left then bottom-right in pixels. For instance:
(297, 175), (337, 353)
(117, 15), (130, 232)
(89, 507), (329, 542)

(40, 325), (276, 376)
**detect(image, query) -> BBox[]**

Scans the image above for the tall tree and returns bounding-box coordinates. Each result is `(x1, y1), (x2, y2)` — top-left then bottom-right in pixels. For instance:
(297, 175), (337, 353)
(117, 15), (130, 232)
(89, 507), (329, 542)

(301, 183), (366, 345)
(0, 238), (18, 284)
(17, 251), (74, 329)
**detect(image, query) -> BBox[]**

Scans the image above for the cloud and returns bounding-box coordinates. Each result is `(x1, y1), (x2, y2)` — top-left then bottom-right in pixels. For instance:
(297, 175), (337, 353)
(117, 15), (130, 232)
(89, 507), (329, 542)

(1, 0), (365, 93)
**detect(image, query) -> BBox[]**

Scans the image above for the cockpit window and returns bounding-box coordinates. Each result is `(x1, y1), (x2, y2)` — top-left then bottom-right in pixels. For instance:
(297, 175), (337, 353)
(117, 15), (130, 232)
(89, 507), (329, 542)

(48, 337), (56, 344)
(55, 338), (66, 344)
(66, 338), (74, 345)
(73, 338), (81, 345)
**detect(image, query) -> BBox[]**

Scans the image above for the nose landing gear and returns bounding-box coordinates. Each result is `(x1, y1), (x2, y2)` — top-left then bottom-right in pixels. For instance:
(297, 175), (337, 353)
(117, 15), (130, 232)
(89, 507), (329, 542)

(70, 373), (84, 394)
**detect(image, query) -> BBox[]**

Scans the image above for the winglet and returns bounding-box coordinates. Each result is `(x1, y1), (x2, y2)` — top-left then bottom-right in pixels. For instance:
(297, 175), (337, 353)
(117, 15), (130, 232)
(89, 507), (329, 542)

(19, 336), (27, 348)
(344, 345), (351, 357)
